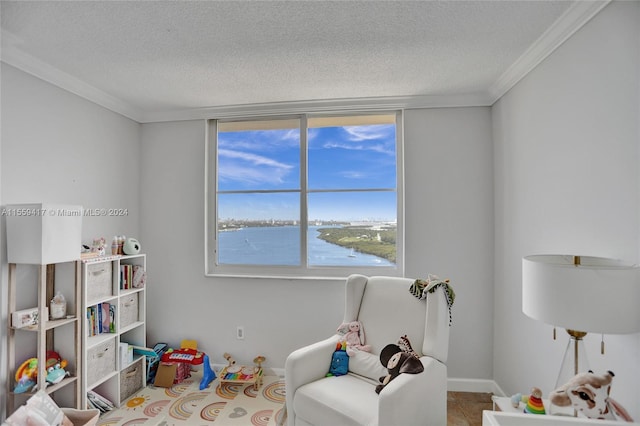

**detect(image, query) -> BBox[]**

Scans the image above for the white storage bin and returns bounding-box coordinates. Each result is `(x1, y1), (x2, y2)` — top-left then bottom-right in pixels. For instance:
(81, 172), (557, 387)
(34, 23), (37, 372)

(120, 357), (144, 403)
(119, 293), (138, 329)
(86, 262), (113, 302)
(6, 203), (82, 264)
(87, 338), (116, 386)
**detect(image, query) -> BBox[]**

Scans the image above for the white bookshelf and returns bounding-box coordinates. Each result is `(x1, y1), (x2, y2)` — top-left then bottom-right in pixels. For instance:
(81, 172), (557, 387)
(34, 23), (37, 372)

(81, 254), (147, 410)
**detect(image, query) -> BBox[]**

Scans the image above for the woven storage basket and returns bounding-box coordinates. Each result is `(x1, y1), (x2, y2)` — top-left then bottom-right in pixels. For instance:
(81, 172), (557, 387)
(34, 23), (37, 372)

(87, 338), (116, 386)
(120, 357), (144, 403)
(86, 262), (113, 302)
(119, 293), (138, 329)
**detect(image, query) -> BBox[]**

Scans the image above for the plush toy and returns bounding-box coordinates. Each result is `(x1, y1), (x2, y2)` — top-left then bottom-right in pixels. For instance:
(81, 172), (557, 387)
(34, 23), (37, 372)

(337, 321), (371, 356)
(397, 334), (420, 359)
(549, 370), (633, 422)
(375, 343), (424, 394)
(326, 342), (349, 377)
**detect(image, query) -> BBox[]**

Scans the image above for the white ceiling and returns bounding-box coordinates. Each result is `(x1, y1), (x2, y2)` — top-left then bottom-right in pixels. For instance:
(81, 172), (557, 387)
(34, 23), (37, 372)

(0, 1), (608, 123)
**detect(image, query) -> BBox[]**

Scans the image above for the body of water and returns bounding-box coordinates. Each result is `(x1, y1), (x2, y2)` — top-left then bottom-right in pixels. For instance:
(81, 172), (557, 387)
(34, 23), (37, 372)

(218, 225), (394, 267)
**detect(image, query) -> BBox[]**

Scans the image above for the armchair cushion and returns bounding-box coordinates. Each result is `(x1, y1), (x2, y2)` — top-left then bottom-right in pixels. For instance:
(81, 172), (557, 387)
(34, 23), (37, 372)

(347, 350), (387, 381)
(294, 374), (379, 426)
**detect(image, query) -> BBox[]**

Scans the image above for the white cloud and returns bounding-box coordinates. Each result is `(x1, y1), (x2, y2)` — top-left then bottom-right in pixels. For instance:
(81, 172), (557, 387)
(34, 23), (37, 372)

(219, 149), (293, 169)
(343, 125), (393, 141)
(218, 149), (294, 186)
(321, 141), (394, 156)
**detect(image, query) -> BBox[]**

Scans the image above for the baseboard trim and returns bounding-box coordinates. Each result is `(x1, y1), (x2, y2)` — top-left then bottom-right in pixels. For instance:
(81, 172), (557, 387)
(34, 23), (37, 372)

(211, 364), (503, 396)
(448, 378), (505, 396)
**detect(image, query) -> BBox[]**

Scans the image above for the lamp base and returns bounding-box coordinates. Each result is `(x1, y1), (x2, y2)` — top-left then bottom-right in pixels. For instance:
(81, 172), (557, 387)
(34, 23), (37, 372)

(550, 330), (589, 416)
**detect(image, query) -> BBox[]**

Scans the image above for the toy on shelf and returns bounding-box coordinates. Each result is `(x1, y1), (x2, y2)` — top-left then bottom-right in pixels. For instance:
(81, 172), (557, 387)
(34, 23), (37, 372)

(550, 370), (633, 422)
(46, 363), (69, 385)
(523, 387), (545, 415)
(219, 353), (265, 390)
(510, 393), (527, 408)
(14, 358), (37, 393)
(14, 351), (69, 393)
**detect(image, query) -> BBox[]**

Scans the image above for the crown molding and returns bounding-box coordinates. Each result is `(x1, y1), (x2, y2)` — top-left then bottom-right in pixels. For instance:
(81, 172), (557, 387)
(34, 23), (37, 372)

(488, 0), (610, 103)
(138, 92), (492, 123)
(1, 30), (144, 122)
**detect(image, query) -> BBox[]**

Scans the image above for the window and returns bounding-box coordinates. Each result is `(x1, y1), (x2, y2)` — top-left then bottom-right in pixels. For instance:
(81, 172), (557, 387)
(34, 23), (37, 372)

(205, 112), (403, 278)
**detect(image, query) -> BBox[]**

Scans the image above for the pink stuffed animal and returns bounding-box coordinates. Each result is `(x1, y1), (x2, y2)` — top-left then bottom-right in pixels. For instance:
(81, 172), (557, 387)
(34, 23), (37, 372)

(338, 321), (371, 356)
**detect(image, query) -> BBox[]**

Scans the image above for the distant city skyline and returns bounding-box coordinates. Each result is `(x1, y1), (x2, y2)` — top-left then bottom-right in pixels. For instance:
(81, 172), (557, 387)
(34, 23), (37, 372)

(217, 121), (397, 222)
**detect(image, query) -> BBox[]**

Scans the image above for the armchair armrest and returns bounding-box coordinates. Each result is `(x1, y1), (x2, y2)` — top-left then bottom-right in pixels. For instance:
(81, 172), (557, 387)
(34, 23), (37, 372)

(378, 356), (447, 426)
(285, 335), (341, 423)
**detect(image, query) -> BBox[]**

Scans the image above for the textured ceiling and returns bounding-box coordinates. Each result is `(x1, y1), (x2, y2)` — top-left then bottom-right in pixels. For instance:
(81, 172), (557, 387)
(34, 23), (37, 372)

(1, 1), (604, 122)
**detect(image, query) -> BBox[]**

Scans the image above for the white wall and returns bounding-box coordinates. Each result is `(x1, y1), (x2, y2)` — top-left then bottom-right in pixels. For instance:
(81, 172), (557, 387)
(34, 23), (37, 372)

(0, 63), (141, 417)
(1, 63), (141, 238)
(404, 107), (494, 381)
(139, 107), (495, 378)
(492, 0), (640, 417)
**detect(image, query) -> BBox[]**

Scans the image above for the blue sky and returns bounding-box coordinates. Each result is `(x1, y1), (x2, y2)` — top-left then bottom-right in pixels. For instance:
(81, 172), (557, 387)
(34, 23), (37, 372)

(217, 122), (397, 222)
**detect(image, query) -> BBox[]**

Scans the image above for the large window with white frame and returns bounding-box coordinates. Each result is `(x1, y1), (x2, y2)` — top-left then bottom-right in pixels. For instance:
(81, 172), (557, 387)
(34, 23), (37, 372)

(205, 112), (403, 278)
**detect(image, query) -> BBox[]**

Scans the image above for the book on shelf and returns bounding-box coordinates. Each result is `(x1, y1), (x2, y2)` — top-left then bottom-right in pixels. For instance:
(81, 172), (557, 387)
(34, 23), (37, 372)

(87, 390), (114, 413)
(86, 302), (115, 337)
(120, 264), (146, 290)
(133, 265), (146, 288)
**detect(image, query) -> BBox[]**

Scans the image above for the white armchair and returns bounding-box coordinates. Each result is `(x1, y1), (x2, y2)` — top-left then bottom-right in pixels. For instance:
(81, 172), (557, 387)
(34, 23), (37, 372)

(285, 274), (451, 426)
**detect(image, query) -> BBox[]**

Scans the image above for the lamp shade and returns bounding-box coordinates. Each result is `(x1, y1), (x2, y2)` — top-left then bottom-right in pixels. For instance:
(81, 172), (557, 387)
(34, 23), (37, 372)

(522, 255), (640, 334)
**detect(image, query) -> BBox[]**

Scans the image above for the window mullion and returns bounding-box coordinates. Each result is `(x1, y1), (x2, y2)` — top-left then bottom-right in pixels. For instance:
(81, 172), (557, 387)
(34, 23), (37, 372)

(300, 115), (309, 268)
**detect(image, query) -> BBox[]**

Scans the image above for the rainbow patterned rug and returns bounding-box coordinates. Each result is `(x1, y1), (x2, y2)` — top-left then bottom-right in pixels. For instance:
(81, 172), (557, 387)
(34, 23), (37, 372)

(96, 370), (286, 426)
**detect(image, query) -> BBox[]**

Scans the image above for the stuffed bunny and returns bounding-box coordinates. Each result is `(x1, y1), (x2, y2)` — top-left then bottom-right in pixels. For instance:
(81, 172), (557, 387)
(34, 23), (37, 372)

(338, 321), (371, 356)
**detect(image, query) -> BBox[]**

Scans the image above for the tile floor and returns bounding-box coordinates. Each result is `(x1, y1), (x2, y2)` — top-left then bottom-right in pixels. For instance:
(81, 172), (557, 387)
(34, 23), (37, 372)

(447, 391), (494, 426)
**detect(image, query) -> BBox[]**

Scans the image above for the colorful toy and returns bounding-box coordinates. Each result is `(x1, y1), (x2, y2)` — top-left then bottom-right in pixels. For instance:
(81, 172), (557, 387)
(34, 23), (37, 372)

(161, 347), (204, 365)
(550, 370), (633, 421)
(14, 358), (37, 393)
(337, 321), (371, 356)
(523, 387), (545, 414)
(219, 353), (265, 390)
(199, 354), (216, 390)
(326, 342), (349, 377)
(14, 351), (68, 393)
(46, 363), (69, 385)
(375, 343), (424, 394)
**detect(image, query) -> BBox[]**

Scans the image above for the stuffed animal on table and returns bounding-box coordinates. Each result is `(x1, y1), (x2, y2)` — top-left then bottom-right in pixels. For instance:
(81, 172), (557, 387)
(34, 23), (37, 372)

(375, 343), (424, 394)
(549, 370), (633, 422)
(337, 321), (371, 356)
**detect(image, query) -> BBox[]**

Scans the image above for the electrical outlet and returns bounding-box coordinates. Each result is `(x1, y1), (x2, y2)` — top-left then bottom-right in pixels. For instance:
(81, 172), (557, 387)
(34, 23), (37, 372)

(236, 326), (245, 340)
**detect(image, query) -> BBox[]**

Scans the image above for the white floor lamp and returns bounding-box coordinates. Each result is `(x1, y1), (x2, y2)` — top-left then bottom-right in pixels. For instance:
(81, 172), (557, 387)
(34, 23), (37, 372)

(522, 254), (640, 414)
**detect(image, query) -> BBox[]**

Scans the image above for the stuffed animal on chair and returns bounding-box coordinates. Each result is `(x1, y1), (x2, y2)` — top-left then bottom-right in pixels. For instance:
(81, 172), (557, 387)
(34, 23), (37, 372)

(549, 370), (633, 422)
(375, 343), (424, 394)
(326, 342), (349, 377)
(397, 334), (420, 359)
(337, 321), (371, 356)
